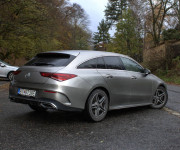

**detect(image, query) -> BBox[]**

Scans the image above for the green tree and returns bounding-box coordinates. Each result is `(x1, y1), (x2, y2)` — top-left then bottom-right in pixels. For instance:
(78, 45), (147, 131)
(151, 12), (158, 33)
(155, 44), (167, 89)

(93, 32), (100, 49)
(0, 0), (92, 62)
(0, 0), (61, 60)
(93, 19), (110, 50)
(162, 28), (180, 41)
(105, 0), (128, 26)
(108, 9), (142, 61)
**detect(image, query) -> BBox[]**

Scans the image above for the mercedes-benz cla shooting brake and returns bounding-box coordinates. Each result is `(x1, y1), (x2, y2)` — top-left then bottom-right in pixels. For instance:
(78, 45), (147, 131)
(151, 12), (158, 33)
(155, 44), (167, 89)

(9, 50), (168, 122)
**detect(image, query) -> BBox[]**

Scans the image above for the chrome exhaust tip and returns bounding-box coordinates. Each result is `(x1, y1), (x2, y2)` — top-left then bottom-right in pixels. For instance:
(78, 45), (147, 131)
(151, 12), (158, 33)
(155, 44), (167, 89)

(40, 102), (58, 110)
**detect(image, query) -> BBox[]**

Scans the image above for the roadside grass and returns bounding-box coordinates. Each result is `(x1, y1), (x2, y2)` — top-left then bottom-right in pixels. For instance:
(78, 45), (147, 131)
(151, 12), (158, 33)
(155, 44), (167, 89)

(154, 70), (180, 85)
(160, 75), (180, 85)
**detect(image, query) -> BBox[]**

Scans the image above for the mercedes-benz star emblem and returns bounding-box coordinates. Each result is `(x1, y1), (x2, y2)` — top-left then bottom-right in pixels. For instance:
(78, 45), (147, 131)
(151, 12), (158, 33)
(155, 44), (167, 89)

(25, 73), (31, 79)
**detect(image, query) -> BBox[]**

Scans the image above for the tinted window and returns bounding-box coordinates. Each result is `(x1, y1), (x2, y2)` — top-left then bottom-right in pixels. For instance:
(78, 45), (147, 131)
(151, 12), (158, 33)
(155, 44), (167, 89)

(78, 58), (97, 69)
(97, 57), (106, 69)
(121, 57), (144, 73)
(25, 53), (75, 67)
(103, 56), (123, 70)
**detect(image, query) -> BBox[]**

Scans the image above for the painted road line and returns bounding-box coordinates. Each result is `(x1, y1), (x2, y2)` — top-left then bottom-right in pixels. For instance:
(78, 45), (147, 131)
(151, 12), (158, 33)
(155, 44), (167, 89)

(163, 107), (180, 118)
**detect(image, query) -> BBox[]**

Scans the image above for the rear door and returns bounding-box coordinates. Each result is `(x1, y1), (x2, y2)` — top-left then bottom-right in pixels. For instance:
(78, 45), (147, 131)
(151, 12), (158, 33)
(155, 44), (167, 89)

(120, 57), (153, 104)
(97, 56), (133, 107)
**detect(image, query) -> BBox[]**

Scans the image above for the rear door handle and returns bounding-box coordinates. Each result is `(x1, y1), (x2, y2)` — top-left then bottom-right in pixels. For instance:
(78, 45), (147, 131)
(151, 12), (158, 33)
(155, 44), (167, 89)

(131, 76), (137, 79)
(106, 74), (113, 79)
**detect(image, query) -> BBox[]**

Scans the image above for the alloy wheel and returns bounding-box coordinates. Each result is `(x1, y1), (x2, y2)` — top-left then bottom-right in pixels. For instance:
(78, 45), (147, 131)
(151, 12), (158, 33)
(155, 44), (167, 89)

(91, 93), (107, 117)
(151, 86), (168, 109)
(86, 89), (108, 122)
(8, 72), (14, 81)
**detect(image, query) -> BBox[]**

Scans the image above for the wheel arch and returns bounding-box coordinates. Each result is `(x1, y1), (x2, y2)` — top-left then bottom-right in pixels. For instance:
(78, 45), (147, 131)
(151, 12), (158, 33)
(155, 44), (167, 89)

(7, 71), (14, 78)
(152, 81), (167, 99)
(85, 86), (111, 108)
(151, 83), (168, 109)
(152, 83), (168, 100)
(158, 83), (168, 98)
(158, 83), (167, 91)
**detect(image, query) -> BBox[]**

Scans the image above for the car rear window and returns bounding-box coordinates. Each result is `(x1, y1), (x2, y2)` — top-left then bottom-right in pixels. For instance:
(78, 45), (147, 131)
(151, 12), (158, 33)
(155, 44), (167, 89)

(77, 57), (106, 69)
(25, 53), (76, 67)
(103, 56), (124, 70)
(78, 58), (97, 69)
(97, 57), (106, 69)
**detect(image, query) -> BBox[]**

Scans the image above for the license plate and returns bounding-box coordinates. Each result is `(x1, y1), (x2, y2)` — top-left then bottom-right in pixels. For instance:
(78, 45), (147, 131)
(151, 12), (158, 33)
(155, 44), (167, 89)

(18, 88), (36, 97)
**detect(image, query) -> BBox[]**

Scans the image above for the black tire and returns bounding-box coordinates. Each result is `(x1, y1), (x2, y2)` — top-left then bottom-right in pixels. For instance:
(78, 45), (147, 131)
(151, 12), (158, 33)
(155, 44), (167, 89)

(85, 89), (109, 122)
(8, 72), (14, 81)
(28, 104), (47, 112)
(150, 86), (168, 109)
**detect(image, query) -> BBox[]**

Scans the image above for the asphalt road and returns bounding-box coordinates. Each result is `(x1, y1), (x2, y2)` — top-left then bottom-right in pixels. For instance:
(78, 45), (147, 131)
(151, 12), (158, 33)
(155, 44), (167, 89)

(0, 85), (180, 150)
(0, 78), (9, 86)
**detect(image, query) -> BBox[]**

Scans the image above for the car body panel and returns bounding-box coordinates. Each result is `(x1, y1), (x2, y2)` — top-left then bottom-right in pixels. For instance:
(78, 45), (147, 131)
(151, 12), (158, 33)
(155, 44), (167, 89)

(14, 66), (64, 84)
(97, 69), (133, 107)
(10, 75), (91, 109)
(128, 71), (153, 104)
(9, 50), (167, 112)
(0, 60), (18, 78)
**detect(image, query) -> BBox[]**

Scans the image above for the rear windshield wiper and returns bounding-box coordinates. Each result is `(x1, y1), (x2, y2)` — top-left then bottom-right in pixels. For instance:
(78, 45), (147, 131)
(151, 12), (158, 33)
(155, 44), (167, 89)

(33, 62), (55, 66)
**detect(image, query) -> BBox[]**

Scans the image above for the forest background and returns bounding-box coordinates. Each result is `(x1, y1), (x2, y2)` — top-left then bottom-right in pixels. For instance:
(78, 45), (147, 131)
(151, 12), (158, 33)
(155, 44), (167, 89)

(0, 0), (180, 84)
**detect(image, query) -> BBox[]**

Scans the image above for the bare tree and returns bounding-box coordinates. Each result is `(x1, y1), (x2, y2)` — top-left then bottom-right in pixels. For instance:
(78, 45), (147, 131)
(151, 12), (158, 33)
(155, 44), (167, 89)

(65, 3), (91, 49)
(170, 0), (180, 29)
(146, 0), (176, 46)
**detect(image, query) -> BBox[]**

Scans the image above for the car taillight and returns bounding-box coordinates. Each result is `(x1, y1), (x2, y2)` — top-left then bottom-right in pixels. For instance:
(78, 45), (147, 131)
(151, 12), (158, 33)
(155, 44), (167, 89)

(44, 90), (57, 93)
(13, 70), (21, 75)
(40, 72), (77, 81)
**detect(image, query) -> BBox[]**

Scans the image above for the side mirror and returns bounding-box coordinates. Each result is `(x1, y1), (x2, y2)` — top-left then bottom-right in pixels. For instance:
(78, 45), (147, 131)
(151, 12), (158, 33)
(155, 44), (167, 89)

(144, 68), (151, 76)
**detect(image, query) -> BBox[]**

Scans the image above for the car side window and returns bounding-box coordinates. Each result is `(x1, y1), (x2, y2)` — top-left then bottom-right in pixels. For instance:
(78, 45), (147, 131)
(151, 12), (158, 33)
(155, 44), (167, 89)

(120, 57), (144, 73)
(103, 56), (124, 70)
(78, 58), (97, 69)
(97, 57), (106, 69)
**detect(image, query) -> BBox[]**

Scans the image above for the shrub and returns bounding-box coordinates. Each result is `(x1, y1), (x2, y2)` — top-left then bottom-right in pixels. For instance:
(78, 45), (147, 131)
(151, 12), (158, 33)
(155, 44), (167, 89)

(162, 29), (180, 41)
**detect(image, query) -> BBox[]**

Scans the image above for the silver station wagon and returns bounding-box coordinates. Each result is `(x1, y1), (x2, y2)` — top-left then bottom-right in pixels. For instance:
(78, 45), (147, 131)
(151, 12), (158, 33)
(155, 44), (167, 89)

(0, 60), (18, 80)
(9, 50), (168, 122)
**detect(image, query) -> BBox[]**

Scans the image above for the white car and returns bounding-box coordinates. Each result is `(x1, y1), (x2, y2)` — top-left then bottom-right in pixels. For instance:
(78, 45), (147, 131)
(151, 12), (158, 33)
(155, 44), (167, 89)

(0, 60), (19, 80)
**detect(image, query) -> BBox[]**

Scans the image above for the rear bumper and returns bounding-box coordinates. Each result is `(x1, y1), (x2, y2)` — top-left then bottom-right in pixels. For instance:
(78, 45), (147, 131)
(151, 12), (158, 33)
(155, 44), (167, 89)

(9, 95), (83, 112)
(9, 76), (91, 110)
